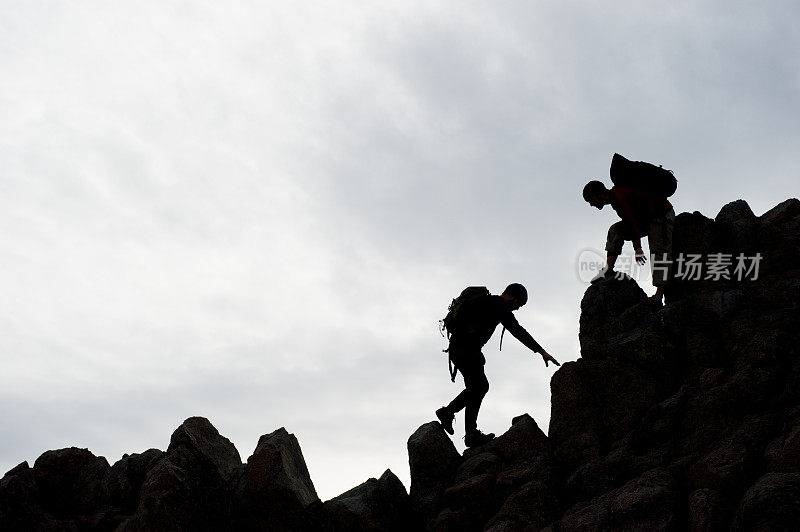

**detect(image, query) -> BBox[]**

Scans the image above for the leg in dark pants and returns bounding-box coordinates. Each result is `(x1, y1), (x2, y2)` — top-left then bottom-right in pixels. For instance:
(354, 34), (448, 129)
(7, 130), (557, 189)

(446, 357), (489, 433)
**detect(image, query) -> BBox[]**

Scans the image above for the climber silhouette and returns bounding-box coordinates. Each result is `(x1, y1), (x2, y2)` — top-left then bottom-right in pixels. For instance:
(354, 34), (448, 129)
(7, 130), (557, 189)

(583, 154), (677, 304)
(436, 283), (559, 447)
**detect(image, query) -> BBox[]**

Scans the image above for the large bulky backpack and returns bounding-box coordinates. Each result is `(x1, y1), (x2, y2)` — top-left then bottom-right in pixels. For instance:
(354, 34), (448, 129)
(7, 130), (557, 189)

(440, 286), (490, 339)
(440, 286), (490, 382)
(610, 153), (677, 198)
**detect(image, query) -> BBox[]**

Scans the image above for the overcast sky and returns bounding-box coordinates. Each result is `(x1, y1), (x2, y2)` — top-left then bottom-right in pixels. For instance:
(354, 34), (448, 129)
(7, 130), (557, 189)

(1, 1), (798, 500)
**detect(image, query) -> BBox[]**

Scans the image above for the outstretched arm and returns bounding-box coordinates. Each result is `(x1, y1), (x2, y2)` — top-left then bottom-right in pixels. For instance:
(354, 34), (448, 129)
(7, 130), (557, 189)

(501, 311), (560, 367)
(537, 348), (560, 367)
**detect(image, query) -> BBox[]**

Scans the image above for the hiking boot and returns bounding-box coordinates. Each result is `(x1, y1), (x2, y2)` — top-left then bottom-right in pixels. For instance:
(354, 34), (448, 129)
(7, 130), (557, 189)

(436, 407), (454, 435)
(464, 429), (494, 448)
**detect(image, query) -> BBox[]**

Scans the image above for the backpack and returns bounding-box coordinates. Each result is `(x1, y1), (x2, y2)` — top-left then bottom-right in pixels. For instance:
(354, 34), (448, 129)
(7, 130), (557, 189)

(440, 286), (490, 339)
(440, 286), (490, 382)
(610, 153), (677, 198)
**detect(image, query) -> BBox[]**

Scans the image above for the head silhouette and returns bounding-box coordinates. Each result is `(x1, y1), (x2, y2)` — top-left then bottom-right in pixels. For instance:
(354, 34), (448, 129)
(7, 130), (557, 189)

(582, 180), (607, 201)
(502, 283), (528, 309)
(583, 180), (609, 209)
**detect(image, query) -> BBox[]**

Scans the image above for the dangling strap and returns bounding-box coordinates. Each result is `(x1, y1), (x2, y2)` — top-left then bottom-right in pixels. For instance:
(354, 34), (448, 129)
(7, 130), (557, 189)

(499, 326), (506, 351)
(445, 348), (457, 382)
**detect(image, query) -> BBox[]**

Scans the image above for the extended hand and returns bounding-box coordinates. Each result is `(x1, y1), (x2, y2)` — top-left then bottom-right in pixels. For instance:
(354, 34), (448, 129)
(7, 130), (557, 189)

(635, 248), (647, 265)
(540, 349), (560, 367)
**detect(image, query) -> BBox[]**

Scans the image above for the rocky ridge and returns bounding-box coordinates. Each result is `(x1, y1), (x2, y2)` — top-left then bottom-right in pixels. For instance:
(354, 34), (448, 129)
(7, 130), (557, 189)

(2, 198), (799, 531)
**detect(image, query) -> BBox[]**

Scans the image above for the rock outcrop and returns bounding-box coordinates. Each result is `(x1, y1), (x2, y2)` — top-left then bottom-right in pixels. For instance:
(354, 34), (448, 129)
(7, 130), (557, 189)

(324, 469), (413, 531)
(2, 197), (798, 530)
(0, 418), (409, 531)
(404, 198), (800, 530)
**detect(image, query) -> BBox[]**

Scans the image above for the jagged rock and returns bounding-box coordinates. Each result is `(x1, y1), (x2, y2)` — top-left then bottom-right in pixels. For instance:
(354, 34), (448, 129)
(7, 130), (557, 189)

(760, 197), (800, 227)
(757, 198), (800, 276)
(463, 414), (549, 465)
(439, 472), (497, 527)
(324, 469), (412, 532)
(764, 406), (800, 472)
(117, 416), (241, 531)
(682, 287), (750, 367)
(407, 421), (461, 520)
(100, 449), (164, 514)
(231, 427), (322, 531)
(688, 488), (732, 532)
(731, 472), (800, 531)
(423, 415), (557, 531)
(453, 452), (502, 484)
(714, 199), (759, 255)
(0, 462), (61, 531)
(548, 361), (602, 471)
(578, 275), (647, 360)
(426, 507), (472, 532)
(550, 355), (674, 479)
(686, 425), (766, 497)
(168, 417), (242, 482)
(558, 275), (682, 476)
(555, 468), (678, 531)
(673, 210), (717, 257)
(484, 478), (559, 531)
(669, 210), (719, 301)
(33, 448), (110, 520)
(246, 427), (317, 505)
(547, 200), (799, 529)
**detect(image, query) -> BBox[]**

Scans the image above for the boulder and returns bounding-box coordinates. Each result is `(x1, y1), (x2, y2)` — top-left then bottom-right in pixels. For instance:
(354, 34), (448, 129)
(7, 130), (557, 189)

(246, 427), (318, 505)
(424, 415), (559, 531)
(556, 468), (678, 531)
(324, 469), (412, 532)
(757, 198), (800, 276)
(578, 275), (647, 360)
(714, 199), (759, 256)
(117, 417), (242, 531)
(407, 422), (461, 520)
(550, 356), (671, 478)
(0, 462), (61, 531)
(167, 416), (242, 482)
(669, 211), (719, 301)
(484, 479), (559, 531)
(100, 448), (164, 514)
(673, 210), (717, 257)
(462, 414), (549, 465)
(231, 427), (322, 531)
(32, 447), (110, 519)
(731, 472), (800, 531)
(763, 407), (800, 472)
(687, 488), (732, 532)
(548, 361), (602, 471)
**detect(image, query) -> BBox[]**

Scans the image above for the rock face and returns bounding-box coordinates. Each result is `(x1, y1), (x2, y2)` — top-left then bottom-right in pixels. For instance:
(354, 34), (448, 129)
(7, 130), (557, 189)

(231, 427), (323, 531)
(0, 418), (410, 531)
(324, 469), (413, 531)
(405, 198), (800, 530)
(2, 197), (798, 530)
(117, 416), (242, 531)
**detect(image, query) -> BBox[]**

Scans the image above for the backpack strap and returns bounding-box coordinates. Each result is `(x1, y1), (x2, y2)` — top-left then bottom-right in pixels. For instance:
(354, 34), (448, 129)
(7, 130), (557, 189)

(444, 347), (458, 382)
